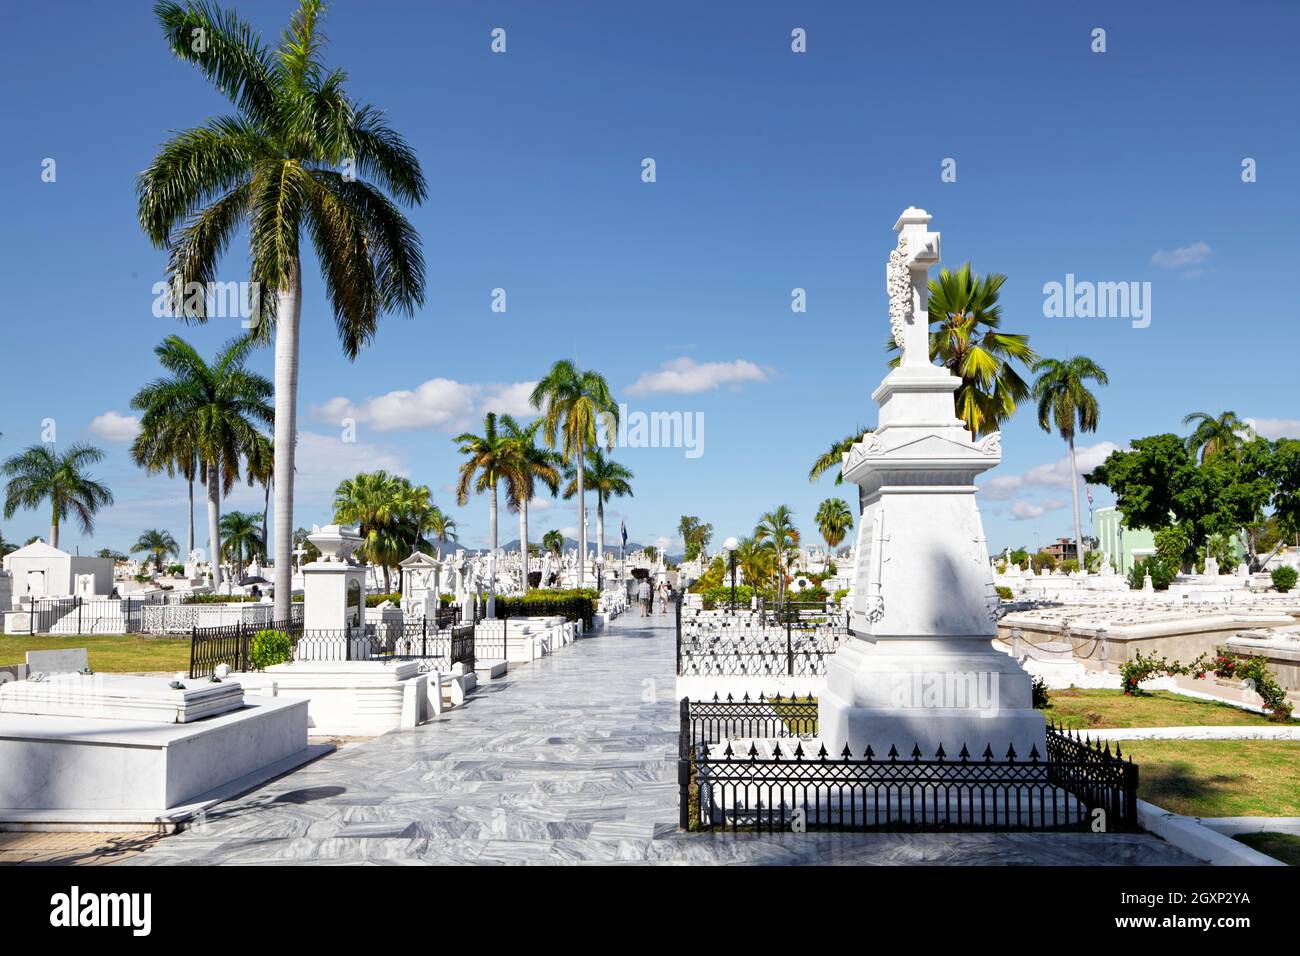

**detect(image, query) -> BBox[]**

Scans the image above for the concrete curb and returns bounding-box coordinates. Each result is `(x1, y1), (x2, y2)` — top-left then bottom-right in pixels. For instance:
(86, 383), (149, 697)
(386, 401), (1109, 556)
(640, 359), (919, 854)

(1137, 800), (1286, 866)
(1086, 726), (1300, 740)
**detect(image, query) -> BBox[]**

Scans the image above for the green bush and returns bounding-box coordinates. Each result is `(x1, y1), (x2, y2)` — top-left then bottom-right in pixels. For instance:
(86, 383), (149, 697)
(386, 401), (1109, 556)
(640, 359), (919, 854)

(1030, 551), (1056, 572)
(1119, 650), (1208, 695)
(493, 588), (598, 627)
(1155, 525), (1192, 571)
(832, 588), (850, 603)
(249, 629), (293, 670)
(1212, 654), (1293, 721)
(1031, 675), (1051, 709)
(1059, 558), (1080, 574)
(1271, 566), (1298, 593)
(1127, 557), (1176, 591)
(366, 592), (402, 607)
(995, 585), (1014, 601)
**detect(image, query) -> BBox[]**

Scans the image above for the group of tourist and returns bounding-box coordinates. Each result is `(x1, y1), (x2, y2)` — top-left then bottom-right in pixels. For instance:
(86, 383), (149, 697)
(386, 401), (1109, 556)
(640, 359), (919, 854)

(635, 577), (673, 616)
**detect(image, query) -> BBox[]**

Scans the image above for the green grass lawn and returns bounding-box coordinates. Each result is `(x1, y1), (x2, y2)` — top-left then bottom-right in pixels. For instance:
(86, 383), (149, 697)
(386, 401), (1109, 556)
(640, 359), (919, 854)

(0, 635), (191, 673)
(1043, 688), (1294, 730)
(1233, 832), (1300, 865)
(1117, 739), (1300, 818)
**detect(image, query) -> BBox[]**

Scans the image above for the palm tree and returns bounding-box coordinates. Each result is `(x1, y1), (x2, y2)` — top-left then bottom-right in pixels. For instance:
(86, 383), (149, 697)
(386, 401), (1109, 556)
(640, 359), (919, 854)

(815, 498), (854, 552)
(2, 444), (114, 549)
(564, 448), (633, 573)
(219, 511), (265, 572)
(808, 427), (871, 485)
(420, 507), (458, 559)
(129, 418), (199, 559)
(1183, 411), (1253, 463)
(542, 529), (564, 561)
(139, 0), (427, 620)
(454, 413), (516, 611)
(677, 515), (712, 561)
(1032, 356), (1108, 567)
(130, 335), (273, 588)
(889, 263), (1036, 436)
(643, 545), (659, 564)
(333, 470), (407, 591)
(754, 505), (800, 607)
(500, 417), (562, 591)
(735, 536), (773, 598)
(529, 360), (619, 583)
(131, 528), (179, 576)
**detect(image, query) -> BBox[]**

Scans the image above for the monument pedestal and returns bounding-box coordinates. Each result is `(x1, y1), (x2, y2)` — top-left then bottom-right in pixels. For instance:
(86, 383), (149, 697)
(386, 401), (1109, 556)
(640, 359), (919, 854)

(819, 207), (1044, 759)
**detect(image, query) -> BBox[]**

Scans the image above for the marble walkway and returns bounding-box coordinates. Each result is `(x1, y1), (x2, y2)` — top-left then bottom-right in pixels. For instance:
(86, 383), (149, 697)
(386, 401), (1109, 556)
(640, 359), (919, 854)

(125, 612), (1199, 865)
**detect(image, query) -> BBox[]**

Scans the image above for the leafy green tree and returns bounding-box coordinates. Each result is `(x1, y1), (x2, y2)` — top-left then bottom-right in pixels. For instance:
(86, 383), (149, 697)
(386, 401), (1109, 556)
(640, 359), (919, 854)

(139, 0), (427, 619)
(132, 528), (179, 575)
(808, 427), (870, 485)
(529, 360), (619, 580)
(219, 510), (265, 570)
(888, 263), (1037, 436)
(2, 444), (114, 550)
(1032, 356), (1107, 567)
(815, 498), (854, 551)
(677, 515), (712, 561)
(333, 470), (412, 591)
(130, 335), (272, 587)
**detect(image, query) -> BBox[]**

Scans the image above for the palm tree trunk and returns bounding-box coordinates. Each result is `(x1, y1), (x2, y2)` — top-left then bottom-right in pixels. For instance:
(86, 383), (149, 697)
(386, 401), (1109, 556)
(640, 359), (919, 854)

(261, 481), (270, 559)
(576, 442), (586, 587)
(1067, 434), (1085, 568)
(596, 498), (605, 575)
(187, 477), (195, 558)
(206, 473), (223, 588)
(520, 497), (530, 591)
(50, 502), (59, 551)
(272, 262), (302, 619)
(487, 482), (498, 617)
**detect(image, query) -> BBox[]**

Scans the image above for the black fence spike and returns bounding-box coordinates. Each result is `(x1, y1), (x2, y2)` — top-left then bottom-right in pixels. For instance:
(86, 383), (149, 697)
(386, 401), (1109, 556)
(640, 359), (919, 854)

(958, 743), (970, 761)
(1114, 741), (1123, 759)
(772, 740), (783, 760)
(934, 743), (946, 761)
(840, 743), (853, 760)
(793, 741), (805, 760)
(1006, 743), (1018, 761)
(983, 743), (994, 761)
(864, 744), (875, 761)
(817, 742), (828, 760)
(711, 691), (720, 702)
(747, 742), (759, 759)
(887, 744), (900, 761)
(725, 692), (734, 703)
(757, 691), (766, 702)
(723, 741), (734, 759)
(910, 743), (923, 761)
(1029, 744), (1041, 762)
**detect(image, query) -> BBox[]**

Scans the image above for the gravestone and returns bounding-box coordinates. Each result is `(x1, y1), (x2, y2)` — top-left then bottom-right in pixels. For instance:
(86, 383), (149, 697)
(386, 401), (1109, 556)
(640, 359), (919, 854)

(26, 647), (89, 675)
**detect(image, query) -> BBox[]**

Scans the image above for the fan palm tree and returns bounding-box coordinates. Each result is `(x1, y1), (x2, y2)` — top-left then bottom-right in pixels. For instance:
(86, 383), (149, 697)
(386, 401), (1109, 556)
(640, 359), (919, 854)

(888, 263), (1036, 436)
(132, 528), (179, 575)
(219, 510), (265, 571)
(1183, 411), (1253, 463)
(139, 0), (427, 619)
(421, 507), (458, 559)
(735, 536), (773, 597)
(529, 360), (619, 582)
(501, 417), (562, 591)
(130, 335), (273, 588)
(564, 448), (633, 572)
(754, 505), (800, 606)
(1032, 356), (1108, 567)
(2, 444), (114, 550)
(815, 498), (854, 551)
(808, 427), (871, 485)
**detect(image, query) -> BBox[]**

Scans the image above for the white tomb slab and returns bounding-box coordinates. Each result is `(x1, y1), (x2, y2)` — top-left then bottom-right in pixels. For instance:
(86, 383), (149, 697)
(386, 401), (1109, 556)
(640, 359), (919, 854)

(0, 673), (245, 723)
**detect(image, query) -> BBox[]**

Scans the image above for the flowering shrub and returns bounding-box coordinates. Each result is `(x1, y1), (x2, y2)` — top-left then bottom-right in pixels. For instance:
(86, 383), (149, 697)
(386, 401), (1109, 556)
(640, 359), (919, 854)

(1119, 650), (1209, 695)
(1212, 654), (1293, 721)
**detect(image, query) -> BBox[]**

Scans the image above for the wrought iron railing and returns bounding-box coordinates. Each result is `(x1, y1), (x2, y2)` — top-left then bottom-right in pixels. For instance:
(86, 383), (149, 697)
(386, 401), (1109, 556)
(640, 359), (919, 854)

(188, 617), (475, 678)
(677, 599), (851, 677)
(678, 698), (1139, 833)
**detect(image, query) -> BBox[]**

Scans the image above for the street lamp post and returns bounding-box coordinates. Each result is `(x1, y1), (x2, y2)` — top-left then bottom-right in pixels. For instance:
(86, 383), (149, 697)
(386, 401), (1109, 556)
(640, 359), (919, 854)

(723, 537), (739, 615)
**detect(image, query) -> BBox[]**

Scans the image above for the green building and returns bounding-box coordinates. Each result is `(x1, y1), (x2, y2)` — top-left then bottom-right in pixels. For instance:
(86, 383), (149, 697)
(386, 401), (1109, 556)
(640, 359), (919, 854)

(1093, 507), (1156, 575)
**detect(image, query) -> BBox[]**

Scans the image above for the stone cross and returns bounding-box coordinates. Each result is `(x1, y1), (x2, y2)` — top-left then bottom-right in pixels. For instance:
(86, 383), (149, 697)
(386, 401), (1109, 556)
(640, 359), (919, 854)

(887, 207), (942, 369)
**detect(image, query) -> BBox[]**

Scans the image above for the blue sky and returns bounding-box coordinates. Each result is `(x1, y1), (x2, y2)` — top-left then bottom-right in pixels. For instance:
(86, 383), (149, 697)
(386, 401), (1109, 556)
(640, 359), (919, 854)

(1, 0), (1297, 559)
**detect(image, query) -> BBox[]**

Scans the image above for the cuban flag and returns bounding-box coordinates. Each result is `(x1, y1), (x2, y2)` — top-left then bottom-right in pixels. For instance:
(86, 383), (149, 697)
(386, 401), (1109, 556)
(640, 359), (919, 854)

(620, 520), (627, 548)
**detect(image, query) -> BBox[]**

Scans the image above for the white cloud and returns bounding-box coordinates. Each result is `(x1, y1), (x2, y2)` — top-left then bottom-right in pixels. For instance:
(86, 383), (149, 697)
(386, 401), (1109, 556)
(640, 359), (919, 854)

(625, 357), (768, 396)
(88, 411), (140, 442)
(560, 526), (578, 538)
(292, 431), (408, 499)
(1011, 498), (1066, 521)
(313, 378), (537, 433)
(1246, 417), (1300, 440)
(1150, 241), (1211, 270)
(1021, 441), (1121, 489)
(980, 474), (1023, 501)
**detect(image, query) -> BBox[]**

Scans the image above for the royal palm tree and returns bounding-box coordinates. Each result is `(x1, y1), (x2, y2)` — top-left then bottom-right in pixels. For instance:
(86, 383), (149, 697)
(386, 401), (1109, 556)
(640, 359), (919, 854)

(754, 505), (800, 607)
(454, 413), (516, 610)
(497, 418), (561, 591)
(564, 448), (633, 573)
(130, 420), (199, 559)
(889, 263), (1036, 436)
(420, 507), (457, 559)
(1183, 411), (1253, 463)
(2, 444), (114, 550)
(1032, 356), (1108, 567)
(808, 427), (871, 485)
(139, 0), (427, 619)
(130, 335), (273, 588)
(132, 528), (179, 575)
(219, 510), (265, 572)
(677, 516), (712, 561)
(815, 498), (854, 552)
(735, 536), (773, 598)
(529, 360), (619, 583)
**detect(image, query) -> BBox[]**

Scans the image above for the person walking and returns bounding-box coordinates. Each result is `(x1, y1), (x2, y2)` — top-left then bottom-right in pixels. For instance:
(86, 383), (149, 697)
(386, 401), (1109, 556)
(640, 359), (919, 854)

(657, 581), (669, 614)
(637, 577), (651, 617)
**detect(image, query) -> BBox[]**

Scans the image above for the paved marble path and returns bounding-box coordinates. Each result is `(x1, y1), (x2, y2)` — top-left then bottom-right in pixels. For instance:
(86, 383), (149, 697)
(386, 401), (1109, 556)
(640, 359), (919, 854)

(126, 613), (1199, 865)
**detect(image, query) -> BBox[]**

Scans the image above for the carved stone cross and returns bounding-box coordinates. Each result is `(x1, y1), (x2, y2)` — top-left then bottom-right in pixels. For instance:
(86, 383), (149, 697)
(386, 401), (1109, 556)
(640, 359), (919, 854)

(887, 207), (941, 368)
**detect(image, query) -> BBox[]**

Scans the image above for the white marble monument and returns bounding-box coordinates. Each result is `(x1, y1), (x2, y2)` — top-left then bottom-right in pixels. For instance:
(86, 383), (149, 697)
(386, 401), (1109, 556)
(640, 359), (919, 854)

(819, 208), (1045, 759)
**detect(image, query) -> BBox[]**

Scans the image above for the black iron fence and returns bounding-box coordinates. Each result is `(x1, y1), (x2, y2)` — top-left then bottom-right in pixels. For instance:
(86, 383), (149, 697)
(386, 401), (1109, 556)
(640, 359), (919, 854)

(677, 600), (851, 677)
(188, 617), (475, 678)
(678, 697), (1139, 833)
